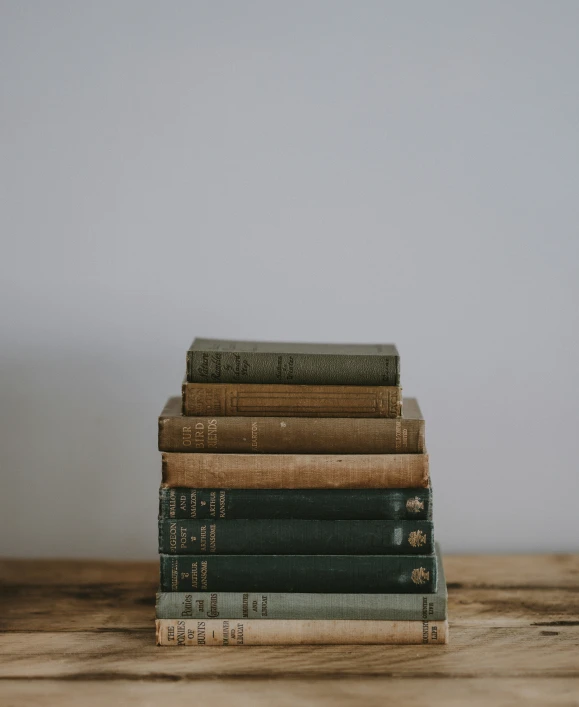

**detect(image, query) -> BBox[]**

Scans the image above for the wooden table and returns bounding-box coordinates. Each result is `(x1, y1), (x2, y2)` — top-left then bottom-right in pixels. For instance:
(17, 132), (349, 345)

(1, 555), (578, 706)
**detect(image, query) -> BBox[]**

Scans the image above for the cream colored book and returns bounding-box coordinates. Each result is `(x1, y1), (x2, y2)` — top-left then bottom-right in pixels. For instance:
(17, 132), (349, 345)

(156, 618), (448, 646)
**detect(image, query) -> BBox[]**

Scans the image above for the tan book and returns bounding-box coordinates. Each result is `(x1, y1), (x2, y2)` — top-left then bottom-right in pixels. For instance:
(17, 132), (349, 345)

(156, 618), (448, 646)
(182, 382), (402, 417)
(159, 397), (425, 454)
(162, 452), (429, 488)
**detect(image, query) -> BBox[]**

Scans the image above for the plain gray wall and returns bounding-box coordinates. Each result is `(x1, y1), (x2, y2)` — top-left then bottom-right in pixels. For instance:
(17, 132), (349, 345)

(1, 1), (578, 559)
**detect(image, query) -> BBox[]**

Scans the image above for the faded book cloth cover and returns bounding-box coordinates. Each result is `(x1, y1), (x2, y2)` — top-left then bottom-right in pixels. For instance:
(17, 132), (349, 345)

(161, 452), (429, 489)
(158, 487), (433, 520)
(155, 618), (448, 646)
(158, 397), (425, 454)
(187, 338), (400, 386)
(159, 553), (437, 593)
(155, 544), (447, 620)
(182, 381), (402, 418)
(158, 519), (434, 555)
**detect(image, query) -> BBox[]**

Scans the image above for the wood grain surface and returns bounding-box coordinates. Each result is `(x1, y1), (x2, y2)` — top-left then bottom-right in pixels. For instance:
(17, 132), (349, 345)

(1, 555), (578, 706)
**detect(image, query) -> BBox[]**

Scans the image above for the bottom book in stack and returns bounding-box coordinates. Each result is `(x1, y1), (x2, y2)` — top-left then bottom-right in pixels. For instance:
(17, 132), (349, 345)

(155, 543), (448, 646)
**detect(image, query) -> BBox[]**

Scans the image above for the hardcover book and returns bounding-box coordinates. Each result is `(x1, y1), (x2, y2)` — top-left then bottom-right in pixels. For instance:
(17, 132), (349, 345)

(158, 519), (434, 555)
(187, 338), (400, 386)
(155, 618), (448, 646)
(161, 452), (429, 489)
(182, 381), (402, 418)
(158, 487), (433, 520)
(159, 553), (438, 593)
(158, 397), (425, 454)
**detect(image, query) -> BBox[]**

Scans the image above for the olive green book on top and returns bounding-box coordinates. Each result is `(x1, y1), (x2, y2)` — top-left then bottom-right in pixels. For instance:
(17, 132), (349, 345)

(186, 338), (400, 386)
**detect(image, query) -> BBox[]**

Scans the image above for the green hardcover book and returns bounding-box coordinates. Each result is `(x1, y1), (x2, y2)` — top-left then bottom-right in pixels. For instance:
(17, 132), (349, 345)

(156, 545), (446, 620)
(158, 487), (433, 520)
(158, 519), (434, 555)
(187, 338), (400, 386)
(159, 553), (437, 593)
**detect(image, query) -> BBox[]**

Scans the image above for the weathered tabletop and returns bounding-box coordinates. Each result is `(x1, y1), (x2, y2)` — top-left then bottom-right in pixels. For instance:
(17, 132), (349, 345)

(0, 555), (578, 706)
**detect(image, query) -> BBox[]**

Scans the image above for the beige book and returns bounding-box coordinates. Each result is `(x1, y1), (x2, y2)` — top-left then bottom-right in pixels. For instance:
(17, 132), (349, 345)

(162, 452), (429, 489)
(156, 619), (448, 646)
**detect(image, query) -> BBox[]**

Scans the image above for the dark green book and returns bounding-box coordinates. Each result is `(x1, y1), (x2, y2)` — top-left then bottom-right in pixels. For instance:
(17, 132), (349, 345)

(159, 554), (437, 593)
(156, 544), (446, 619)
(159, 487), (432, 520)
(159, 519), (433, 555)
(187, 338), (400, 386)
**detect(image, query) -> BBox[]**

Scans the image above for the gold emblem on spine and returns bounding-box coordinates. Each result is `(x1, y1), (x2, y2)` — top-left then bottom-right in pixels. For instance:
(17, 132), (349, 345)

(406, 497), (424, 513)
(411, 567), (430, 585)
(408, 530), (427, 547)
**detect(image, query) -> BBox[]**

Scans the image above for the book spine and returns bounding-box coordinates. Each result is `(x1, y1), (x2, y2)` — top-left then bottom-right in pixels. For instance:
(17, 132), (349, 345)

(182, 382), (402, 418)
(158, 487), (432, 520)
(156, 618), (448, 645)
(155, 590), (447, 620)
(159, 554), (437, 593)
(158, 519), (434, 555)
(161, 453), (429, 489)
(158, 416), (424, 454)
(187, 350), (400, 386)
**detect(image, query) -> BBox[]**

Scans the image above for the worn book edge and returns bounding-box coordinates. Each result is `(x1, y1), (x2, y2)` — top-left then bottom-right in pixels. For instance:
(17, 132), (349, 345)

(161, 452), (429, 489)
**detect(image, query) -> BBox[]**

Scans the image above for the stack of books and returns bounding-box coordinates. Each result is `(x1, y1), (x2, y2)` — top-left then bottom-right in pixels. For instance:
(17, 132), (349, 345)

(155, 338), (448, 646)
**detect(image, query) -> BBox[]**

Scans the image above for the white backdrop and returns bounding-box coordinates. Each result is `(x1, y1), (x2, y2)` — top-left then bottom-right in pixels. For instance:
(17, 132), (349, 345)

(1, 1), (578, 558)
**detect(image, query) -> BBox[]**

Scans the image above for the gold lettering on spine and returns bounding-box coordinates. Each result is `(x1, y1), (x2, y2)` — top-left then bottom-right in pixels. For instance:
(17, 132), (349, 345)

(208, 594), (219, 618)
(197, 352), (209, 378)
(168, 522), (177, 554)
(182, 594), (193, 618)
(411, 567), (430, 585)
(388, 389), (399, 417)
(191, 390), (204, 415)
(207, 419), (218, 448)
(189, 387), (223, 416)
(177, 620), (186, 645)
(182, 426), (192, 447)
(406, 497), (424, 513)
(408, 530), (427, 547)
(195, 422), (204, 448)
(170, 557), (178, 591)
